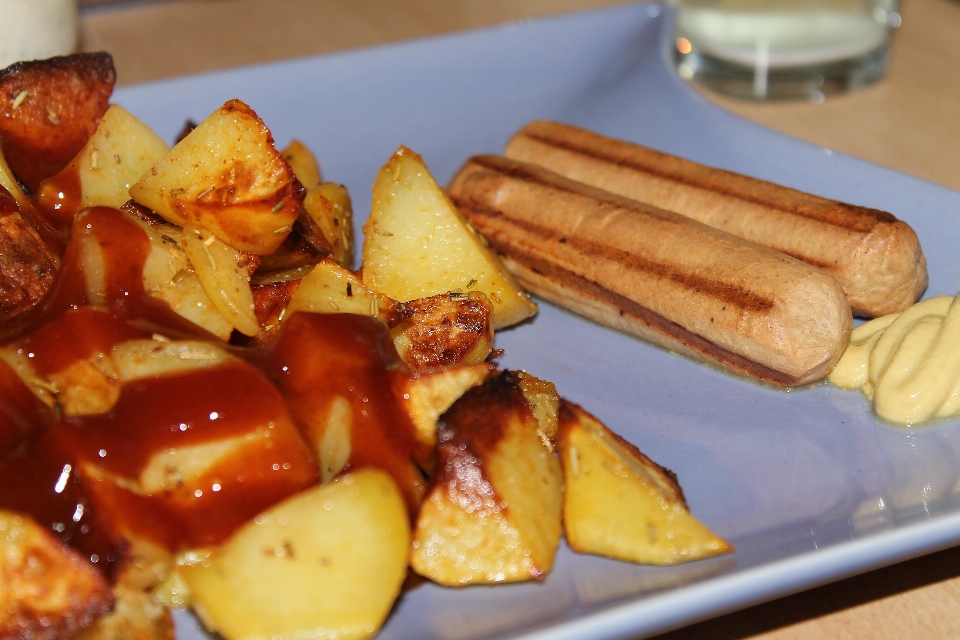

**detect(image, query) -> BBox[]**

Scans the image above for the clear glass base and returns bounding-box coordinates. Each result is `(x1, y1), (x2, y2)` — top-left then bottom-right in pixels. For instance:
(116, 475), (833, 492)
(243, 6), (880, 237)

(674, 43), (892, 101)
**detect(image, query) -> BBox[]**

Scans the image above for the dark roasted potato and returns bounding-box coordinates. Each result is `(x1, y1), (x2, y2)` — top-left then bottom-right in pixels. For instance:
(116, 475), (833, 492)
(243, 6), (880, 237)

(0, 187), (58, 321)
(0, 52), (115, 191)
(0, 511), (113, 639)
(390, 291), (494, 371)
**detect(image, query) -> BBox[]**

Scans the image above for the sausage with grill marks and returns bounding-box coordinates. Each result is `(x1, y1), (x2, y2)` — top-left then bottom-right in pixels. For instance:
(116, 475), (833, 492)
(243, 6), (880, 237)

(505, 120), (926, 318)
(447, 155), (852, 387)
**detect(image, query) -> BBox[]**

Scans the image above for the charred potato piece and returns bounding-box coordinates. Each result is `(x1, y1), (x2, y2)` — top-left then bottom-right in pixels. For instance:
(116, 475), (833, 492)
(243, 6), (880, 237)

(0, 52), (115, 192)
(255, 208), (332, 275)
(557, 401), (732, 564)
(0, 190), (58, 321)
(411, 371), (562, 586)
(129, 99), (303, 255)
(74, 586), (175, 640)
(390, 291), (494, 371)
(0, 511), (113, 639)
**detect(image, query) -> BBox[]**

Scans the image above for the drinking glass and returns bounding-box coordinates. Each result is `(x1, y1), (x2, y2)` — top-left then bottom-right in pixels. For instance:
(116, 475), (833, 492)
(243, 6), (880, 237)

(671, 0), (901, 100)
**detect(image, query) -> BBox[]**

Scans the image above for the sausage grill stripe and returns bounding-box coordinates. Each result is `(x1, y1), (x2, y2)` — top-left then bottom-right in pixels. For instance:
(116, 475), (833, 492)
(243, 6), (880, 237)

(517, 126), (896, 233)
(458, 200), (774, 314)
(457, 203), (799, 386)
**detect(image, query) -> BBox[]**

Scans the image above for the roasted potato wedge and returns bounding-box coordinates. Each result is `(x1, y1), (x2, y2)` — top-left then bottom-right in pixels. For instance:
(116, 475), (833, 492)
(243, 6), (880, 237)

(516, 370), (560, 450)
(0, 192), (58, 321)
(285, 257), (405, 325)
(180, 224), (259, 337)
(304, 181), (354, 268)
(74, 585), (175, 640)
(557, 401), (732, 564)
(129, 99), (303, 255)
(36, 104), (169, 226)
(411, 371), (563, 586)
(183, 469), (410, 640)
(281, 139), (321, 190)
(0, 511), (113, 639)
(0, 52), (115, 191)
(390, 290), (494, 371)
(362, 147), (537, 329)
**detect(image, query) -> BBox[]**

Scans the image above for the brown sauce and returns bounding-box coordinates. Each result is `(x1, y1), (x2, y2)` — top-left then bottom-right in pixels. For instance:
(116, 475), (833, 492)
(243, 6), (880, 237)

(264, 312), (429, 515)
(0, 202), (426, 577)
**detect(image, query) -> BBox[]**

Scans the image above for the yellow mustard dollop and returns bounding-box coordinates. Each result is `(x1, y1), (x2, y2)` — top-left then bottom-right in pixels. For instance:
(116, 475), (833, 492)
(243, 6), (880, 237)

(828, 295), (960, 425)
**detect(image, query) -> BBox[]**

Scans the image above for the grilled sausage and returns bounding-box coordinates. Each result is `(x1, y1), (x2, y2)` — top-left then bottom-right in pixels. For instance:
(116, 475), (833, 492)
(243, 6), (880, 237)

(447, 155), (852, 387)
(505, 120), (926, 318)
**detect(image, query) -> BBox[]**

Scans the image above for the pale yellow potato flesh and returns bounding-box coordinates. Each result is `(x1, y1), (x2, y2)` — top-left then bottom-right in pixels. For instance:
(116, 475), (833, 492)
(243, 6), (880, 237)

(285, 257), (393, 320)
(182, 469), (410, 640)
(558, 403), (732, 565)
(304, 182), (354, 267)
(280, 139), (322, 190)
(361, 147), (537, 329)
(129, 99), (301, 255)
(180, 224), (259, 336)
(37, 104), (169, 211)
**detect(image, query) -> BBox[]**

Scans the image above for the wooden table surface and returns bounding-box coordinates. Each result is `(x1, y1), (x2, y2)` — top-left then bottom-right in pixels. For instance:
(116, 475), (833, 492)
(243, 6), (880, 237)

(79, 1), (960, 638)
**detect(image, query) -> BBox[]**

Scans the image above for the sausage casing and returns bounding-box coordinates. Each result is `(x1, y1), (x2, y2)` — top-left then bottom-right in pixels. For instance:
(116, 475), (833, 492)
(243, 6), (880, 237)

(505, 120), (926, 318)
(448, 155), (852, 387)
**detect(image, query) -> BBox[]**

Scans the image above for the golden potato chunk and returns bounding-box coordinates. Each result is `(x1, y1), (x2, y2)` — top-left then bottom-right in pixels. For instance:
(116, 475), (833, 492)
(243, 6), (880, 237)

(36, 104), (169, 223)
(304, 182), (354, 268)
(183, 469), (410, 640)
(74, 585), (174, 640)
(129, 99), (303, 255)
(516, 370), (560, 450)
(281, 139), (321, 190)
(362, 147), (537, 328)
(0, 511), (113, 639)
(285, 257), (405, 325)
(557, 401), (732, 565)
(411, 371), (562, 586)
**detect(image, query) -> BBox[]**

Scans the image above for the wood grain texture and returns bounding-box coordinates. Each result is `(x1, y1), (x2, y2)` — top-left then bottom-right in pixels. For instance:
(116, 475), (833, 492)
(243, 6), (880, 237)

(76, 0), (960, 638)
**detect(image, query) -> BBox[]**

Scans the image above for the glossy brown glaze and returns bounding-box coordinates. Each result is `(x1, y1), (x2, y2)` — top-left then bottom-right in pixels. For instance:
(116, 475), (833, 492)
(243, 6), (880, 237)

(35, 164), (83, 232)
(0, 204), (322, 578)
(265, 312), (428, 514)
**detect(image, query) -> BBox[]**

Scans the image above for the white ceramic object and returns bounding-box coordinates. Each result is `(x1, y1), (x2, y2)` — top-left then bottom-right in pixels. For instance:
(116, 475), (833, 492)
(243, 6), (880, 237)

(0, 0), (78, 69)
(109, 4), (960, 639)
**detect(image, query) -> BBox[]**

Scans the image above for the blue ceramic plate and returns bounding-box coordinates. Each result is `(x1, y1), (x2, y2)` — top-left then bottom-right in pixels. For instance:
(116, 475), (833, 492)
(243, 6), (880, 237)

(113, 4), (960, 639)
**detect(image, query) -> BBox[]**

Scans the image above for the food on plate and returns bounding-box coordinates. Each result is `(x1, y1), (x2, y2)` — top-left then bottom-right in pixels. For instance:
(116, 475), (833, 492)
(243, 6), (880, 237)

(36, 104), (170, 227)
(829, 294), (960, 425)
(361, 146), (538, 329)
(0, 52), (115, 192)
(183, 469), (409, 640)
(0, 188), (57, 322)
(0, 51), (731, 640)
(557, 402), (731, 564)
(447, 154), (852, 387)
(128, 98), (304, 255)
(506, 120), (928, 318)
(410, 371), (563, 586)
(0, 511), (114, 639)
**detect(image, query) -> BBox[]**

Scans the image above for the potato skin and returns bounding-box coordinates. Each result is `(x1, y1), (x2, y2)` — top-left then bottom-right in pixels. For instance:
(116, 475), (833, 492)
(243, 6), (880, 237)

(0, 52), (115, 191)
